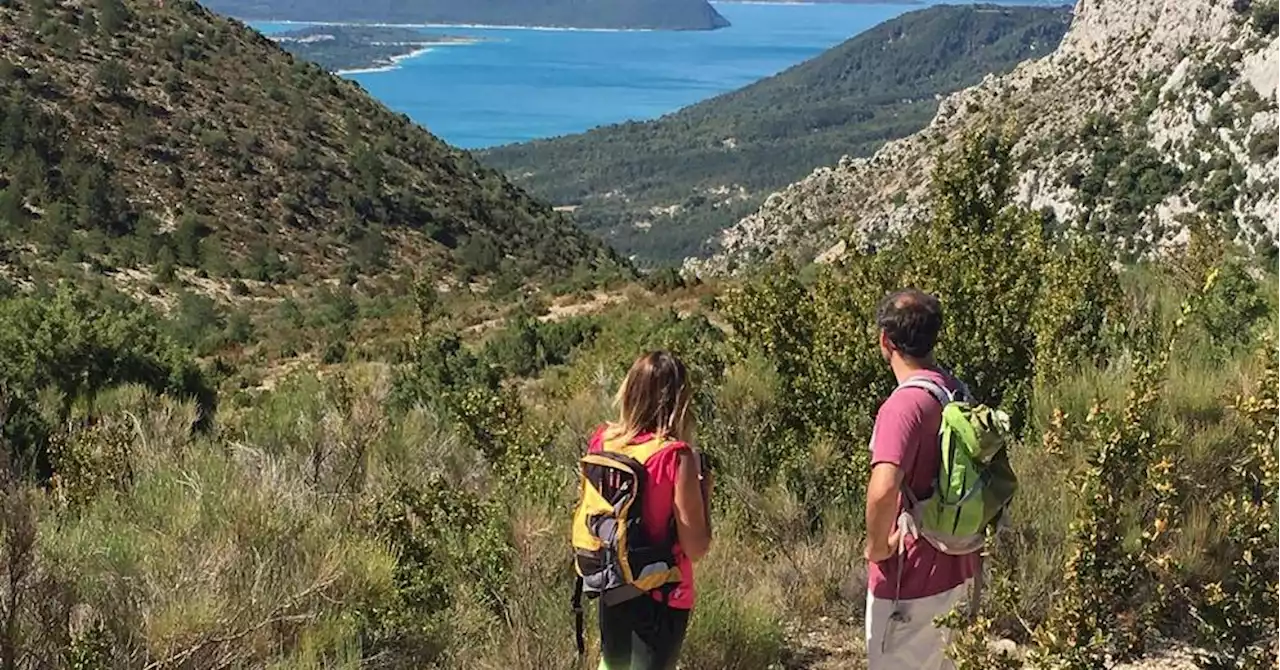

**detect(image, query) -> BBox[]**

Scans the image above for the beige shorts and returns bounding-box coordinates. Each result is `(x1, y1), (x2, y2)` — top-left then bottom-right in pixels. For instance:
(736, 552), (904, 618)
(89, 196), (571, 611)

(865, 580), (970, 670)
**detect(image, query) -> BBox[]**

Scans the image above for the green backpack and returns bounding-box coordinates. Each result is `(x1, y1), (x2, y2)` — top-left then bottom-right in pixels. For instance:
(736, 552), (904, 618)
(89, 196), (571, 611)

(894, 375), (1017, 556)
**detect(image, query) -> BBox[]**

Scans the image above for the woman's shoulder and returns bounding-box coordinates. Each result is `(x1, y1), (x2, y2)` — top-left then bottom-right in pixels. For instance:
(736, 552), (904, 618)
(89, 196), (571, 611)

(587, 422), (611, 451)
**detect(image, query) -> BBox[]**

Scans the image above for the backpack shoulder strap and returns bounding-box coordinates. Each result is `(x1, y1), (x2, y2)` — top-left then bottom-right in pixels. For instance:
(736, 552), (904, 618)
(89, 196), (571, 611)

(890, 376), (951, 510)
(895, 376), (952, 407)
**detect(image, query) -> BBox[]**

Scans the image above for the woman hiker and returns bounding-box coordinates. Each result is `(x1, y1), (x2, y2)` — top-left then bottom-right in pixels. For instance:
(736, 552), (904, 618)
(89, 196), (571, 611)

(574, 350), (714, 670)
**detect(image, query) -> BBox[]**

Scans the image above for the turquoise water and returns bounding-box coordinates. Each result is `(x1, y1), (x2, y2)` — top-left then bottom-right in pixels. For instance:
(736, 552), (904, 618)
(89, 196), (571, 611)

(252, 3), (922, 149)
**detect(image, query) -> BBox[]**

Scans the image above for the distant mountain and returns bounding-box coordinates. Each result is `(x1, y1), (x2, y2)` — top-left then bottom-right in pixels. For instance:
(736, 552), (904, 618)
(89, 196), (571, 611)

(0, 0), (617, 290)
(200, 0), (731, 31)
(479, 4), (1072, 264)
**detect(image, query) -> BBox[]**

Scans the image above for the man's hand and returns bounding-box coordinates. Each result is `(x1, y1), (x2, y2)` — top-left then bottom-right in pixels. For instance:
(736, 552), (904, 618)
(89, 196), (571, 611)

(864, 529), (901, 563)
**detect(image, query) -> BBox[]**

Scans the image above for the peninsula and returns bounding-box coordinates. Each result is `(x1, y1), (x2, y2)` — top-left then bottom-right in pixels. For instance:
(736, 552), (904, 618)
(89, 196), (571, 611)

(271, 26), (479, 73)
(205, 0), (730, 31)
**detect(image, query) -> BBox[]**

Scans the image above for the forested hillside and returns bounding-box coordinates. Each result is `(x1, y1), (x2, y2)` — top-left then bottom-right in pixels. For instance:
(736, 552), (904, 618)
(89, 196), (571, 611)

(200, 0), (730, 31)
(0, 0), (617, 291)
(481, 5), (1071, 263)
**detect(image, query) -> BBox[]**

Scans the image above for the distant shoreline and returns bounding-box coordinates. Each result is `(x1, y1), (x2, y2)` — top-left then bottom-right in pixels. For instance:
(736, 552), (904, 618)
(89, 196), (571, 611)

(254, 19), (658, 33)
(250, 2), (932, 35)
(334, 43), (459, 75)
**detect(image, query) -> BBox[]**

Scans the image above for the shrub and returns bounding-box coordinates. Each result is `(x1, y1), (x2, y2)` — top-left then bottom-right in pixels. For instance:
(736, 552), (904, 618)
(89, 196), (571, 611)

(718, 127), (1118, 518)
(1252, 0), (1279, 36)
(40, 430), (395, 668)
(0, 284), (213, 477)
(641, 266), (686, 294)
(1248, 127), (1278, 161)
(93, 60), (130, 99)
(361, 480), (512, 664)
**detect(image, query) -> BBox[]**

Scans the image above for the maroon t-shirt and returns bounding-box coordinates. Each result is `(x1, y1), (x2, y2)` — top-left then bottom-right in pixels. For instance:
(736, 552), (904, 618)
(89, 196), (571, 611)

(867, 368), (978, 600)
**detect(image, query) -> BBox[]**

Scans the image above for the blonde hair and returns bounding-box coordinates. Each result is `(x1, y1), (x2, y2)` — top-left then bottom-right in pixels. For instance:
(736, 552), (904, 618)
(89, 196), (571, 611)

(604, 351), (694, 446)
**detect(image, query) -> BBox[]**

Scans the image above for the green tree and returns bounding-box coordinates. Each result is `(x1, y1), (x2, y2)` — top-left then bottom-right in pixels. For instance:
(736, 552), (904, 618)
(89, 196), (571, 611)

(74, 163), (121, 233)
(0, 187), (25, 230)
(94, 60), (131, 99)
(153, 246), (177, 284)
(0, 283), (213, 477)
(172, 291), (225, 355)
(173, 214), (208, 266)
(225, 309), (254, 345)
(245, 242), (286, 282)
(80, 8), (98, 37)
(96, 0), (129, 35)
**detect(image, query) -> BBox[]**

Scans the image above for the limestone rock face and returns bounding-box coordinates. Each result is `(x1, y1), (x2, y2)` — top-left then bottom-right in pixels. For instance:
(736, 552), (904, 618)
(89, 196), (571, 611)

(688, 0), (1279, 277)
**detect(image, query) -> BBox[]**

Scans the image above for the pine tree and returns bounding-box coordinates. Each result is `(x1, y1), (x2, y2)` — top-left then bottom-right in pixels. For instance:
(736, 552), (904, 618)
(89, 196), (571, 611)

(94, 60), (131, 100)
(173, 214), (207, 266)
(154, 246), (177, 284)
(97, 0), (129, 35)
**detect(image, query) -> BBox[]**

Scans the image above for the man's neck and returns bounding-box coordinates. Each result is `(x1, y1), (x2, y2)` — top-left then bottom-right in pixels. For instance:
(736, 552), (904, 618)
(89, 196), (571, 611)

(891, 355), (935, 383)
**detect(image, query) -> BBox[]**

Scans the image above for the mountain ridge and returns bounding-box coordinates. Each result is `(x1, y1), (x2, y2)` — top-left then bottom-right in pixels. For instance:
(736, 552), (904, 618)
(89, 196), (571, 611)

(480, 4), (1072, 264)
(199, 0), (731, 31)
(689, 0), (1280, 275)
(0, 0), (619, 293)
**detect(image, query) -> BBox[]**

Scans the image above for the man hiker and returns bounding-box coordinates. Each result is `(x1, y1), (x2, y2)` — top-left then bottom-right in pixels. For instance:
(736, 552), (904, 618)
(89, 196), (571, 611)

(863, 289), (978, 669)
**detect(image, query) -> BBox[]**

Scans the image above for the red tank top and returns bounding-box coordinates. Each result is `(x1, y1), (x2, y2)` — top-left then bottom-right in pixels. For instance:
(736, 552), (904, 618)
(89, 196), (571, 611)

(588, 424), (696, 610)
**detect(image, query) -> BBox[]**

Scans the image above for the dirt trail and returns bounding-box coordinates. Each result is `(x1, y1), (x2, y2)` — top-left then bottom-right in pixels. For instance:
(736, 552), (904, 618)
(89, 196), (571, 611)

(778, 620), (1204, 670)
(782, 616), (866, 670)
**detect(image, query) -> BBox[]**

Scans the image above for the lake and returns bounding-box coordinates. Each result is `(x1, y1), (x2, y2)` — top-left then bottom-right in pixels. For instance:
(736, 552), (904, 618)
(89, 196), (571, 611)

(253, 3), (940, 149)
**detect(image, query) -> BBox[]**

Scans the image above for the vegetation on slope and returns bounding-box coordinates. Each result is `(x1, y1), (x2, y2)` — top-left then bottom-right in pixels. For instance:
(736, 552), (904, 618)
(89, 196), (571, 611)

(0, 125), (1271, 669)
(200, 0), (730, 31)
(0, 0), (619, 289)
(480, 4), (1071, 264)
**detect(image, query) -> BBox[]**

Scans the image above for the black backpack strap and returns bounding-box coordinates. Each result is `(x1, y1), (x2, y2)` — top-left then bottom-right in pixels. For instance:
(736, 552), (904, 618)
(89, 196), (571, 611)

(572, 575), (585, 656)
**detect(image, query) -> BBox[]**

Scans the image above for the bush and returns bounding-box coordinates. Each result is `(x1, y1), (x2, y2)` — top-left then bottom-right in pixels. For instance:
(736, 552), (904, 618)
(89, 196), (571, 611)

(680, 564), (785, 670)
(1248, 127), (1278, 161)
(718, 127), (1118, 519)
(93, 60), (130, 99)
(0, 284), (213, 477)
(641, 266), (687, 294)
(1252, 0), (1279, 36)
(480, 315), (601, 378)
(40, 415), (395, 668)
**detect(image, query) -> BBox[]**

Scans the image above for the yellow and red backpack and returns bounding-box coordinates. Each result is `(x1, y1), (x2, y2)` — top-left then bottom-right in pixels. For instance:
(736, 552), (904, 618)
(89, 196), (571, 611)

(570, 429), (682, 654)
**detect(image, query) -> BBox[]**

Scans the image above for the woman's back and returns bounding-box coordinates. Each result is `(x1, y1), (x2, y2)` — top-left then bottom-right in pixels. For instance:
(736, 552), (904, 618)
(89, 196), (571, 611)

(589, 424), (696, 609)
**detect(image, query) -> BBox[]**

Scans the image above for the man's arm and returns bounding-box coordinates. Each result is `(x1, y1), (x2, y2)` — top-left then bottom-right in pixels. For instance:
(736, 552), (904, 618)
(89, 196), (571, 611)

(865, 462), (902, 562)
(864, 391), (924, 562)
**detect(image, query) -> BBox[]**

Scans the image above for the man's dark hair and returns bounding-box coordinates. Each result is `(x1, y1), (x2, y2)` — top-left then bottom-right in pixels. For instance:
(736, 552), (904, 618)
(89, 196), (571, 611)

(876, 289), (943, 359)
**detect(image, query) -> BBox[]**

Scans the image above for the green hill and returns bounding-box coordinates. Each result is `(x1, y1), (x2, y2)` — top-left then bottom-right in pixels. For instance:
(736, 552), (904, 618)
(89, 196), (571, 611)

(479, 4), (1072, 264)
(199, 0), (730, 30)
(0, 0), (617, 290)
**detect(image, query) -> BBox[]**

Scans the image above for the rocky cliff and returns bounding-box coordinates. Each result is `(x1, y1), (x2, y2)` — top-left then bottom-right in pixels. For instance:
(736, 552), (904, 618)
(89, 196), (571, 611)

(689, 0), (1279, 275)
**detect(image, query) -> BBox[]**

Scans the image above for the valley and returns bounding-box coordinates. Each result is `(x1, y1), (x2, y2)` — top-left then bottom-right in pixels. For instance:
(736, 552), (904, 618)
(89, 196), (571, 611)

(0, 0), (1274, 668)
(479, 4), (1073, 264)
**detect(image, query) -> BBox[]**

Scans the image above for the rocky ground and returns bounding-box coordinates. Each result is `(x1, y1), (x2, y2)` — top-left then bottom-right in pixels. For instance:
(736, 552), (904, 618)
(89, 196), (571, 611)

(774, 617), (1208, 669)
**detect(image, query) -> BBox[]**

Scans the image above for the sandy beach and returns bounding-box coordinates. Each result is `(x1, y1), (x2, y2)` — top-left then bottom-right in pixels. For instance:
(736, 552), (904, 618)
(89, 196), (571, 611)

(332, 39), (479, 75)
